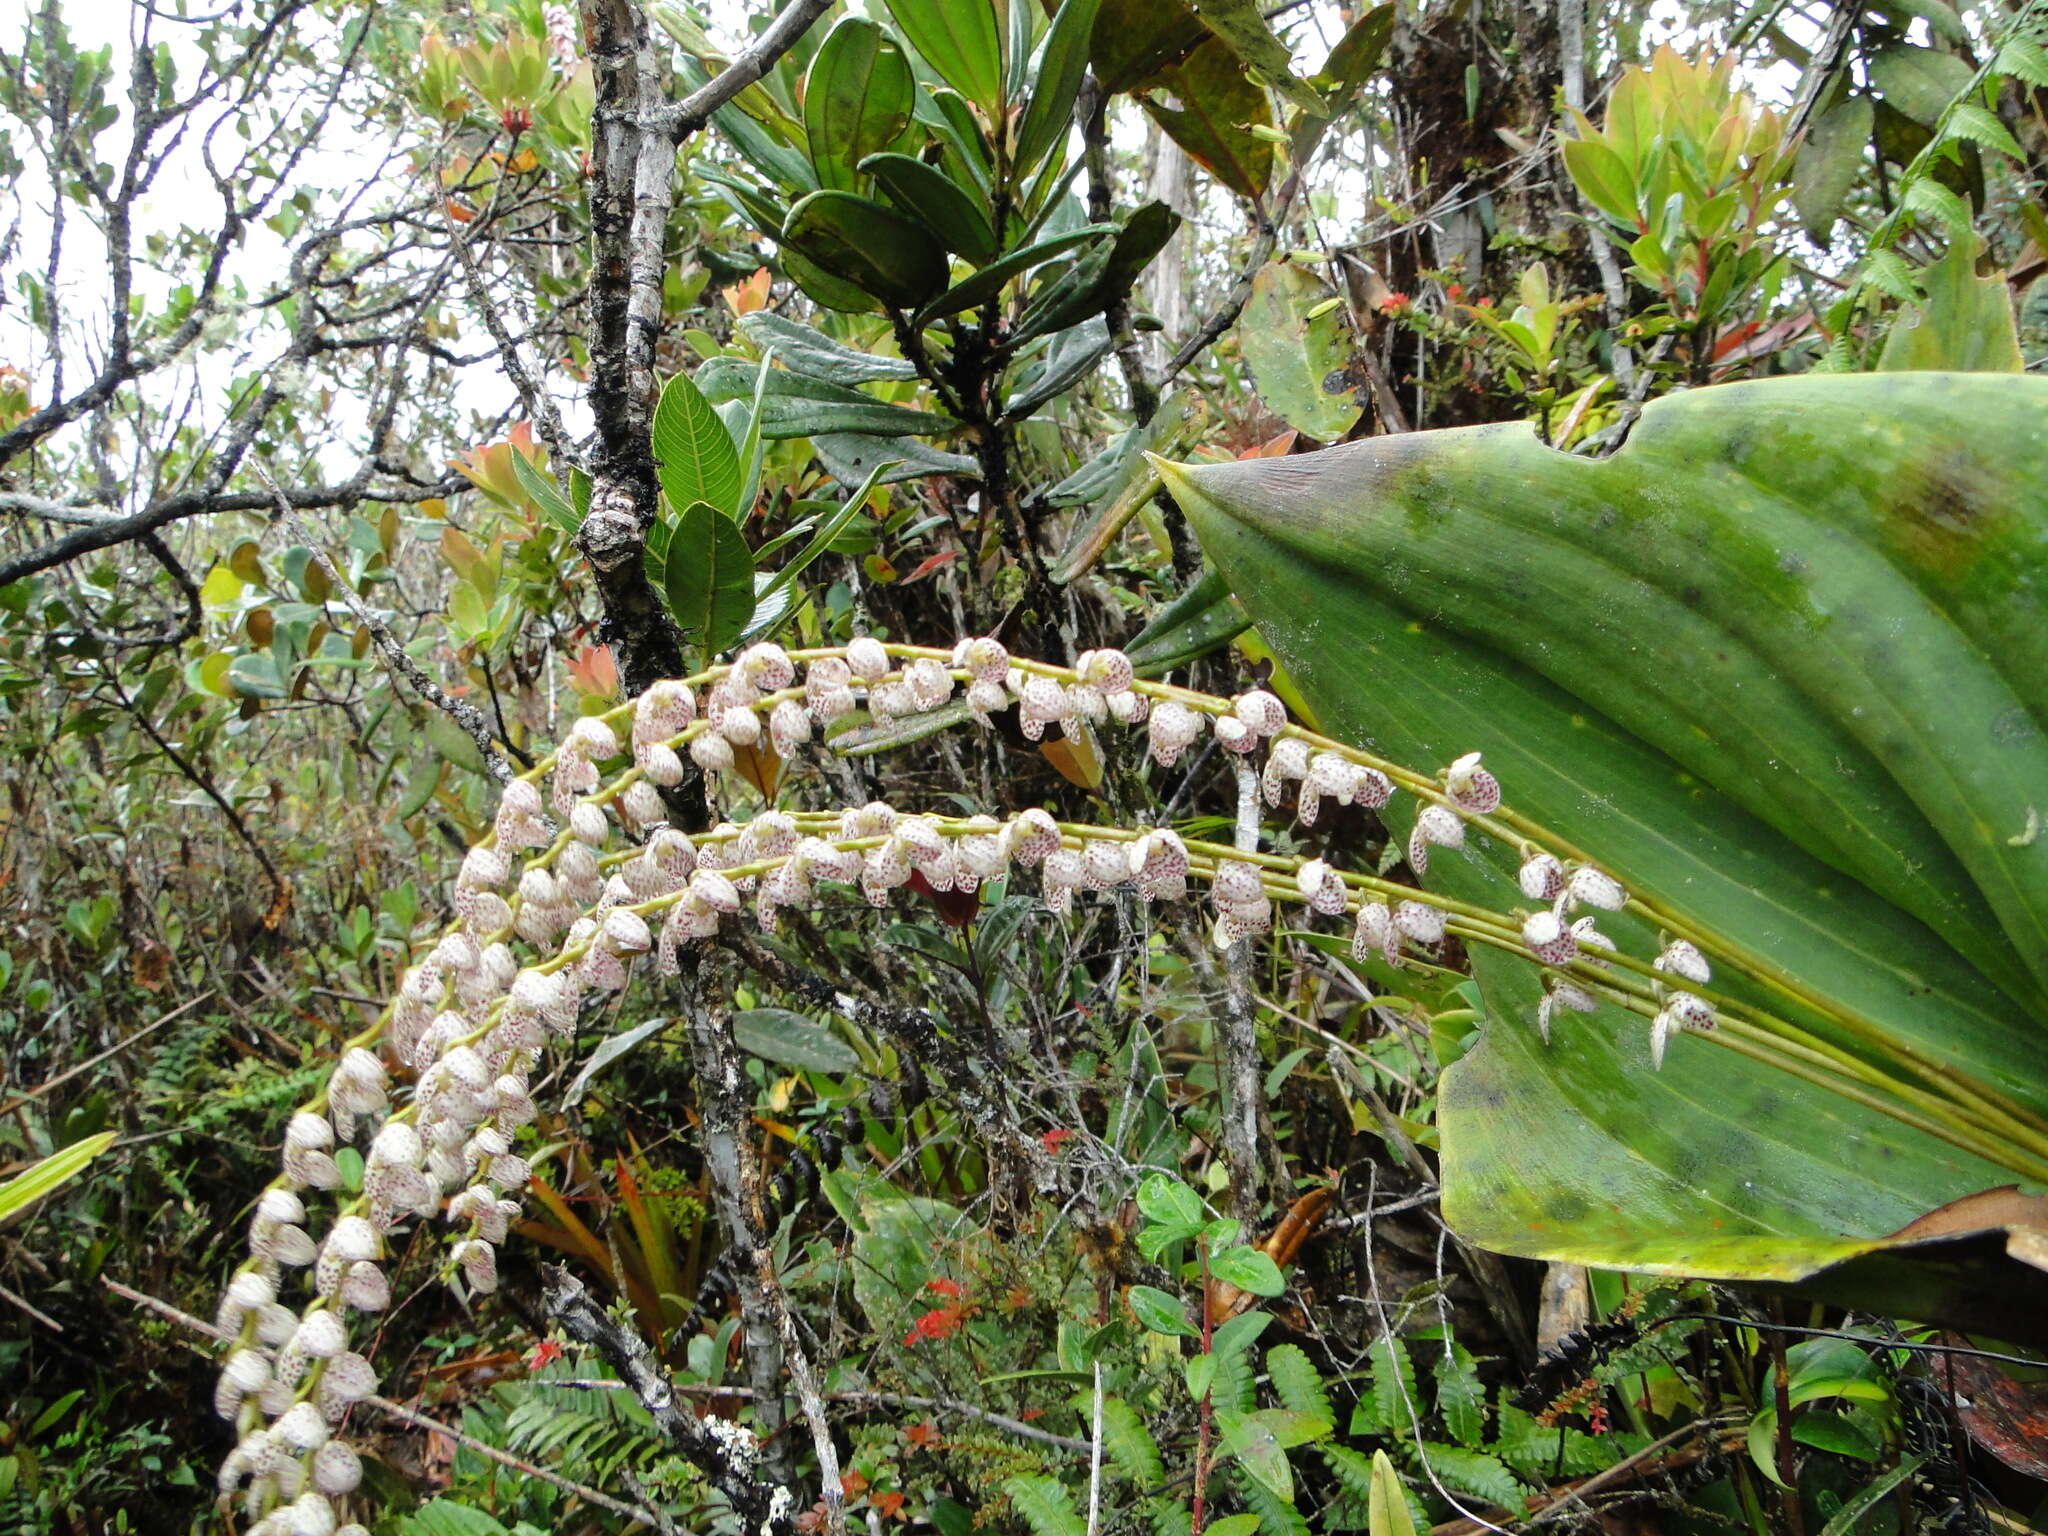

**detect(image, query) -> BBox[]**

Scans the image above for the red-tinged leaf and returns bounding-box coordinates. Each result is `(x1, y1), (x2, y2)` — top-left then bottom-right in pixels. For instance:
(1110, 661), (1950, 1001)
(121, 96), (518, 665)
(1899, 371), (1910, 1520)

(864, 552), (898, 583)
(905, 1421), (945, 1449)
(904, 867), (981, 927)
(872, 1491), (908, 1520)
(902, 549), (959, 582)
(1239, 430), (1299, 459)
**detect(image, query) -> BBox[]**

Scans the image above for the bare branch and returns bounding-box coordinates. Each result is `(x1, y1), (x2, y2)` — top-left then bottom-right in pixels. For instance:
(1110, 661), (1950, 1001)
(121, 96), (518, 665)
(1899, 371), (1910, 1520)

(665, 0), (833, 140)
(255, 466), (516, 785)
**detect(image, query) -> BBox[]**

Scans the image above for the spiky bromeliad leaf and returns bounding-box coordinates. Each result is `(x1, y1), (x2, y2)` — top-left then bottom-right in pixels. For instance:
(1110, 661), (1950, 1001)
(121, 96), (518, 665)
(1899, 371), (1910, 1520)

(1160, 373), (2048, 1310)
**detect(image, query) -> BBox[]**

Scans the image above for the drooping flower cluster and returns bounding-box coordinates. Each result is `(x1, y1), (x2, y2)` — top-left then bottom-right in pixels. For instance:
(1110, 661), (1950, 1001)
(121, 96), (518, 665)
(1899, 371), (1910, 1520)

(214, 637), (1700, 1529)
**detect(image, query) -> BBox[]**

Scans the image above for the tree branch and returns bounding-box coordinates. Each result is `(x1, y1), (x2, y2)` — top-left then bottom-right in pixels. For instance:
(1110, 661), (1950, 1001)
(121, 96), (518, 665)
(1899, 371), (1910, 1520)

(256, 466), (516, 784)
(543, 1263), (794, 1535)
(665, 0), (834, 141)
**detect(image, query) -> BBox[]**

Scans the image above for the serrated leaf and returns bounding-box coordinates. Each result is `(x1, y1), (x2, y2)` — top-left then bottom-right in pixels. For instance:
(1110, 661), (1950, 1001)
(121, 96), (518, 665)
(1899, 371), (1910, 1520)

(1433, 1342), (1487, 1447)
(1358, 1333), (1417, 1437)
(1004, 1476), (1086, 1536)
(661, 499), (755, 655)
(652, 371), (742, 519)
(1100, 1396), (1165, 1485)
(1413, 1444), (1523, 1511)
(1942, 101), (2025, 162)
(1267, 1343), (1334, 1425)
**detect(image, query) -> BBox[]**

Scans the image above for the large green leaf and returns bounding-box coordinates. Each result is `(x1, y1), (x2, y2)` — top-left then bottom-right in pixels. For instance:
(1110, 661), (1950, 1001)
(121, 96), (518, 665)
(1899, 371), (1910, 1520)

(879, 0), (1005, 117)
(1014, 0), (1102, 179)
(735, 312), (919, 386)
(803, 16), (916, 191)
(0, 1132), (116, 1228)
(1162, 373), (2048, 1282)
(1237, 261), (1362, 441)
(1140, 37), (1274, 200)
(782, 190), (949, 309)
(651, 370), (742, 518)
(661, 499), (755, 655)
(860, 151), (997, 264)
(694, 356), (954, 440)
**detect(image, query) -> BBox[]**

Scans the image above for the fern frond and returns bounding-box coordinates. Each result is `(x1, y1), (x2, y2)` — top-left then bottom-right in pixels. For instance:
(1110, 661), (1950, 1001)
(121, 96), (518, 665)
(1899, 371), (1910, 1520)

(1005, 1475), (1087, 1536)
(1266, 1345), (1333, 1430)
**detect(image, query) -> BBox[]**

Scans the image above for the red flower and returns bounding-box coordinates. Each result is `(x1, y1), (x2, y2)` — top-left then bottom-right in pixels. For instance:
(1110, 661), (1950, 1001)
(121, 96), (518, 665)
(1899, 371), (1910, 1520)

(1375, 292), (1412, 315)
(527, 1339), (565, 1372)
(1040, 1128), (1077, 1154)
(902, 1306), (963, 1345)
(926, 1277), (963, 1299)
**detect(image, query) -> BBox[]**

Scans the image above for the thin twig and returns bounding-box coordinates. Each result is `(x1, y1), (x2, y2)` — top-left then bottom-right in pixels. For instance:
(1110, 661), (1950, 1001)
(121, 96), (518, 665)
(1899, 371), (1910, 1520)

(253, 464), (515, 783)
(548, 1378), (1093, 1453)
(665, 0), (834, 140)
(0, 991), (216, 1118)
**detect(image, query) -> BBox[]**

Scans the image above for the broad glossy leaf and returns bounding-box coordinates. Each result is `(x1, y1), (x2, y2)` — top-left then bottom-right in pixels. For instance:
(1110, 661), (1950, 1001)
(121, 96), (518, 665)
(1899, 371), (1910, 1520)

(651, 369), (742, 517)
(1867, 43), (1976, 127)
(662, 499), (755, 655)
(781, 247), (884, 314)
(694, 356), (953, 439)
(732, 1007), (861, 1073)
(1791, 96), (1872, 241)
(1014, 0), (1101, 178)
(1141, 38), (1273, 200)
(783, 190), (948, 309)
(736, 312), (918, 385)
(1164, 373), (2048, 1282)
(861, 151), (997, 264)
(916, 87), (994, 195)
(1089, 0), (1209, 94)
(912, 224), (1113, 329)
(1186, 0), (1322, 116)
(810, 432), (980, 487)
(1011, 201), (1182, 344)
(1002, 316), (1110, 420)
(1238, 262), (1361, 441)
(880, 0), (1004, 117)
(803, 17), (916, 191)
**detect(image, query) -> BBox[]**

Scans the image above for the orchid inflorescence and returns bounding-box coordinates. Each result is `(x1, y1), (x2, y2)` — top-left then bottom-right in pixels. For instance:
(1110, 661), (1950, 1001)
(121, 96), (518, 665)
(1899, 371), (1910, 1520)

(212, 636), (1713, 1533)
